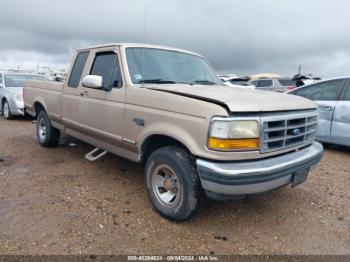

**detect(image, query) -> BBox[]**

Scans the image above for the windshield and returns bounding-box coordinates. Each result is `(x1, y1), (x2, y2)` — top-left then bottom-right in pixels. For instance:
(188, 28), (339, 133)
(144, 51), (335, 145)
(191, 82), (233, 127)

(4, 74), (47, 87)
(126, 47), (221, 85)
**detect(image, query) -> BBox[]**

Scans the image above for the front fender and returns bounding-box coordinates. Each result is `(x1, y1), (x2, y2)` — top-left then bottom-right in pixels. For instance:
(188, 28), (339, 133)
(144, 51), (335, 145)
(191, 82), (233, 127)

(138, 120), (206, 156)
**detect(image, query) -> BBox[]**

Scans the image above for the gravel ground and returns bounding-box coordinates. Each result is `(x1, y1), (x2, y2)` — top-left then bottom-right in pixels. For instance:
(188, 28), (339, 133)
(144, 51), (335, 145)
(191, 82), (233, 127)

(0, 117), (349, 255)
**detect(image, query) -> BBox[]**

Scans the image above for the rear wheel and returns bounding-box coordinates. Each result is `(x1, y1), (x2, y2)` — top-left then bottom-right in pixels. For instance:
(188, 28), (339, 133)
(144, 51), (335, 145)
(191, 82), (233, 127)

(2, 100), (12, 120)
(145, 146), (203, 221)
(36, 110), (60, 147)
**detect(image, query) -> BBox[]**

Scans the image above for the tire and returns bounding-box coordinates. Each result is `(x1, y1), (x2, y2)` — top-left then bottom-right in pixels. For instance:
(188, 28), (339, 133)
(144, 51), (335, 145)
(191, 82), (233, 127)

(36, 110), (60, 147)
(2, 100), (13, 120)
(145, 146), (203, 221)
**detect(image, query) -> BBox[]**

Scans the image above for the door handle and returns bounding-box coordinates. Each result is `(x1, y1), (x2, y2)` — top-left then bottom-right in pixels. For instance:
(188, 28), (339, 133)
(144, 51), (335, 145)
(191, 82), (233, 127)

(319, 105), (334, 111)
(80, 91), (89, 97)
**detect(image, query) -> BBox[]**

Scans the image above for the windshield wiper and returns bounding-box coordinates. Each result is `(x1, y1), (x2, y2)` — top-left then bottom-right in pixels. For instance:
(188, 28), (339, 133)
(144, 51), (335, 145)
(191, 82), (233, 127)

(193, 80), (216, 85)
(139, 79), (177, 84)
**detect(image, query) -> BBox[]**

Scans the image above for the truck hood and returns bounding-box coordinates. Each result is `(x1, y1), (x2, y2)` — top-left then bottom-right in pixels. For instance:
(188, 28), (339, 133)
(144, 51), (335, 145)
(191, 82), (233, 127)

(147, 84), (316, 112)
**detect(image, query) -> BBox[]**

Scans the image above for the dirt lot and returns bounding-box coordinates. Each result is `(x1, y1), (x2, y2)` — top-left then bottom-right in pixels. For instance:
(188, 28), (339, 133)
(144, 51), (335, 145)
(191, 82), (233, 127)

(0, 117), (349, 255)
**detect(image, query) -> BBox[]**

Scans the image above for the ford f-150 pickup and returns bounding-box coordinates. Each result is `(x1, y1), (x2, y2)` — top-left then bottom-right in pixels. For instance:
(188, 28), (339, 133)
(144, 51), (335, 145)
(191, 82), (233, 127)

(24, 43), (324, 221)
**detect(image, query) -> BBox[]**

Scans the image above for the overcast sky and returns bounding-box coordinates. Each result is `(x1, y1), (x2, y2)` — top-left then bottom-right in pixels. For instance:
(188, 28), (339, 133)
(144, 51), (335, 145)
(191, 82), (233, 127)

(0, 0), (350, 77)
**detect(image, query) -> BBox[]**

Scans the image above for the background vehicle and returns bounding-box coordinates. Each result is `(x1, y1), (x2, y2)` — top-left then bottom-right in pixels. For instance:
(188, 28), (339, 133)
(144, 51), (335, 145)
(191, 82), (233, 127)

(218, 74), (238, 82)
(249, 77), (296, 92)
(0, 72), (47, 119)
(24, 43), (323, 221)
(221, 76), (256, 89)
(288, 77), (350, 147)
(249, 73), (283, 80)
(292, 73), (322, 87)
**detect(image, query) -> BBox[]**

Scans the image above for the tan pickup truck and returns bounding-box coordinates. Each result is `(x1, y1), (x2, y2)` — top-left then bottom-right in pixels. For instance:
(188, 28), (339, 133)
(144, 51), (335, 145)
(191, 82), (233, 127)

(24, 43), (323, 221)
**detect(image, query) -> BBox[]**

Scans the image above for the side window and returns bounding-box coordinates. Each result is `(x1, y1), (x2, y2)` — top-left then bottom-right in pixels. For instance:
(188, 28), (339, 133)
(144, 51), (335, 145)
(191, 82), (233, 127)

(293, 80), (344, 101)
(278, 79), (294, 86)
(257, 80), (273, 87)
(89, 52), (122, 90)
(68, 52), (89, 88)
(0, 74), (2, 84)
(293, 85), (317, 99)
(343, 87), (350, 101)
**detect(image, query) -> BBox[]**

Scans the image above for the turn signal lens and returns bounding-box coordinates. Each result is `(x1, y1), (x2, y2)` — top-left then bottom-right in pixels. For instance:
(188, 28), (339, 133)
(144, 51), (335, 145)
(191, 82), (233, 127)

(208, 138), (259, 151)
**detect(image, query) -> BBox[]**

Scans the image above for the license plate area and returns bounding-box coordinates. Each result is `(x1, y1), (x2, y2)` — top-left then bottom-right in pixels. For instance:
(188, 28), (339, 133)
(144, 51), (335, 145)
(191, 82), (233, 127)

(292, 168), (309, 187)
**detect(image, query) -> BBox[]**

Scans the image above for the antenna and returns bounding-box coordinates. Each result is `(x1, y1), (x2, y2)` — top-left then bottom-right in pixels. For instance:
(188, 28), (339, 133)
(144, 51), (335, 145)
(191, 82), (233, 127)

(143, 0), (148, 44)
(142, 0), (148, 87)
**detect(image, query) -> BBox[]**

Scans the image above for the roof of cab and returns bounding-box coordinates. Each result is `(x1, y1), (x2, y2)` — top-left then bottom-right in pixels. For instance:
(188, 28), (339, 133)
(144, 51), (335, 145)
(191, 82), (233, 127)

(76, 43), (203, 57)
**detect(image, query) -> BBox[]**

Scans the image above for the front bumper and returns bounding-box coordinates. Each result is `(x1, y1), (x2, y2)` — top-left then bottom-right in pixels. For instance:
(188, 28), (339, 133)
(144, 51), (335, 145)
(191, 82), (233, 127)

(197, 142), (323, 196)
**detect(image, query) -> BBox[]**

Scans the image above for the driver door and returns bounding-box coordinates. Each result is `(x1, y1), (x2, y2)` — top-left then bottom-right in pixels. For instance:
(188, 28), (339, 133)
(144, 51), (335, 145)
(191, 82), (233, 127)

(291, 79), (345, 140)
(78, 48), (125, 147)
(331, 81), (350, 146)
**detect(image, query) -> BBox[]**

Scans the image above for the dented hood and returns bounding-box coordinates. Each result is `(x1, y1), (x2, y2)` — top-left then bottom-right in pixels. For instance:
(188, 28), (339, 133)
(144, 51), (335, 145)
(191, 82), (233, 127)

(148, 84), (317, 112)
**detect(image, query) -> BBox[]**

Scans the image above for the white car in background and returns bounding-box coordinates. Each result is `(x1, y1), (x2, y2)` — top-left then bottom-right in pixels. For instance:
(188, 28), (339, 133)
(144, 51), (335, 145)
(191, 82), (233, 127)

(249, 77), (296, 93)
(288, 77), (350, 147)
(220, 76), (256, 89)
(218, 74), (238, 82)
(0, 72), (47, 119)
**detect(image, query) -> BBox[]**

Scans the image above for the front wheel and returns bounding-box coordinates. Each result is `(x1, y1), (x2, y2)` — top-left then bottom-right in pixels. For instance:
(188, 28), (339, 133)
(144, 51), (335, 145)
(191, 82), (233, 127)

(2, 100), (13, 120)
(145, 146), (203, 221)
(36, 110), (60, 147)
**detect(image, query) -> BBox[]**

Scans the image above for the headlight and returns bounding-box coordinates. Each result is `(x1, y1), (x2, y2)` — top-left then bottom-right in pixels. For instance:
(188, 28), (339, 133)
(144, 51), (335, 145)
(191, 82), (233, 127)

(13, 94), (23, 102)
(208, 120), (260, 151)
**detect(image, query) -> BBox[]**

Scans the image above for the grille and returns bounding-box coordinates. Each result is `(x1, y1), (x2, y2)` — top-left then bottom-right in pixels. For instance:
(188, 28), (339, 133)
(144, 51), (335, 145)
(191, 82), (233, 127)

(261, 110), (318, 153)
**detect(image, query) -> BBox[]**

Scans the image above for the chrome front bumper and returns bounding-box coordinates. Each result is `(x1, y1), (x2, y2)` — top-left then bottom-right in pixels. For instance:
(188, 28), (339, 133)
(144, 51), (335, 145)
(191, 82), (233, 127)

(197, 142), (323, 196)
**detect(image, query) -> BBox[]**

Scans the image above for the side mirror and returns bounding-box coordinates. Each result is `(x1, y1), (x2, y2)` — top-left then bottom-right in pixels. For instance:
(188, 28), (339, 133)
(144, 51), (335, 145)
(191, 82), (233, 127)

(82, 75), (103, 89)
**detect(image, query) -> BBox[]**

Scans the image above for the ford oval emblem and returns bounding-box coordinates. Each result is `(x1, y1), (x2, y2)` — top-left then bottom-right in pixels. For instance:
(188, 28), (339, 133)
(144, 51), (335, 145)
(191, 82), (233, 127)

(293, 128), (301, 136)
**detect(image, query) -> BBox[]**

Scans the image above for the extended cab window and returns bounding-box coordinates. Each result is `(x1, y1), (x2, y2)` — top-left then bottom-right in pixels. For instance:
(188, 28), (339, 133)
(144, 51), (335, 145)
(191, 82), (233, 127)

(90, 52), (122, 90)
(293, 79), (344, 101)
(68, 51), (89, 88)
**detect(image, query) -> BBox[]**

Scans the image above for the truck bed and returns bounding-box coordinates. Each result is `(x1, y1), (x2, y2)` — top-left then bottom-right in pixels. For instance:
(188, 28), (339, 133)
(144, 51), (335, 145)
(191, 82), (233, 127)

(23, 80), (64, 119)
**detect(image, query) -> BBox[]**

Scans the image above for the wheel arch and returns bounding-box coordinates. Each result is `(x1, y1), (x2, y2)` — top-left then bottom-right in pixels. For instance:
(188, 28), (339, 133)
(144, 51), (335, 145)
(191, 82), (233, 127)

(140, 134), (193, 162)
(1, 96), (11, 117)
(33, 100), (47, 117)
(1, 96), (8, 107)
